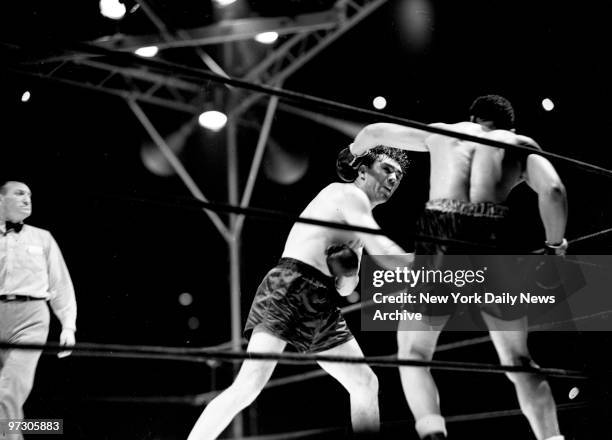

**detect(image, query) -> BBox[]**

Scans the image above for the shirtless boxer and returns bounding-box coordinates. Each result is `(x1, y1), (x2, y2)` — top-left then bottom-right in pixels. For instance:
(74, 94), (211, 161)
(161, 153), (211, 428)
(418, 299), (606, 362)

(187, 146), (411, 439)
(350, 95), (567, 440)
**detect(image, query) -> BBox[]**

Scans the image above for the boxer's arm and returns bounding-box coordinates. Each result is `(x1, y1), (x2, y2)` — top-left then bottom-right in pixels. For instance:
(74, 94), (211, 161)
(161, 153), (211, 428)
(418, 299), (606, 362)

(349, 123), (442, 156)
(523, 150), (568, 248)
(341, 188), (414, 269)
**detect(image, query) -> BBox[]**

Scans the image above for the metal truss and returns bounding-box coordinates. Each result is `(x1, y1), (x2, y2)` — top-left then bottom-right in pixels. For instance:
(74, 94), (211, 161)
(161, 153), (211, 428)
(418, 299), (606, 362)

(245, 0), (387, 84)
(231, 0), (388, 117)
(6, 0), (387, 117)
(95, 10), (342, 50)
(9, 56), (204, 113)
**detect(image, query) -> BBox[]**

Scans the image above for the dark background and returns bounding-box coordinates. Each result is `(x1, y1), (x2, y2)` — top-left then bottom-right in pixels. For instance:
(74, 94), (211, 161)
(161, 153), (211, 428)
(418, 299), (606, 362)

(1, 1), (611, 438)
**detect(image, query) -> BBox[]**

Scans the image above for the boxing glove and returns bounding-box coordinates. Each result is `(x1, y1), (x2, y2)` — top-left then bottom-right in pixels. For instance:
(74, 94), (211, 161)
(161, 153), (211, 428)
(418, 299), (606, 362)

(326, 244), (359, 277)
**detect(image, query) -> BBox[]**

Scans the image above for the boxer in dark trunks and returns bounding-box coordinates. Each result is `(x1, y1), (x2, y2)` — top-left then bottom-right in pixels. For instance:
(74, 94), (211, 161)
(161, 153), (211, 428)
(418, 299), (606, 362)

(187, 146), (411, 440)
(350, 95), (568, 440)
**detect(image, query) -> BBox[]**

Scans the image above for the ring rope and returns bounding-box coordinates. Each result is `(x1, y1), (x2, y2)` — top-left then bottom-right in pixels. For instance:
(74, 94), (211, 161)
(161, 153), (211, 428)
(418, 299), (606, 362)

(71, 308), (612, 406)
(274, 308), (612, 390)
(108, 193), (612, 253)
(226, 401), (592, 440)
(59, 41), (612, 179)
(115, 193), (497, 249)
(219, 308), (612, 396)
(568, 227), (612, 246)
(107, 193), (572, 251)
(0, 341), (592, 380)
(223, 308), (612, 395)
(79, 306), (612, 405)
(445, 400), (591, 424)
(531, 225), (612, 253)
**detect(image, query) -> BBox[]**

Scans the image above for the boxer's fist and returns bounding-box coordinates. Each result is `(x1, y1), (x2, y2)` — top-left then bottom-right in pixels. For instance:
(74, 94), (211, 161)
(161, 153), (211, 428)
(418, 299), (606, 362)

(326, 244), (359, 277)
(336, 148), (364, 182)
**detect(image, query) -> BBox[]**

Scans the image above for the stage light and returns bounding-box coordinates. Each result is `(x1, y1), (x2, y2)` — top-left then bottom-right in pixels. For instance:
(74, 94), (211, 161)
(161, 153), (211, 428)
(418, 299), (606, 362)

(255, 32), (279, 44)
(198, 110), (227, 131)
(542, 98), (555, 111)
(99, 0), (126, 20)
(373, 96), (387, 110)
(568, 387), (579, 400)
(214, 0), (238, 6)
(178, 292), (193, 306)
(21, 91), (31, 103)
(135, 46), (159, 58)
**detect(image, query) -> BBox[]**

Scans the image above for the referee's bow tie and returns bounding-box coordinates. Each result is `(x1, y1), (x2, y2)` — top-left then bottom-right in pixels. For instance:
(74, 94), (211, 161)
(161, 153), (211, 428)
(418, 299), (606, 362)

(4, 221), (24, 234)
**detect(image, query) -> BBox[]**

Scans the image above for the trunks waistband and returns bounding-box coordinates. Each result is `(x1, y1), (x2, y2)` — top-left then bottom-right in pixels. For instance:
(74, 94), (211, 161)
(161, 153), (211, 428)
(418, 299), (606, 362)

(0, 294), (46, 302)
(277, 257), (334, 287)
(425, 198), (509, 218)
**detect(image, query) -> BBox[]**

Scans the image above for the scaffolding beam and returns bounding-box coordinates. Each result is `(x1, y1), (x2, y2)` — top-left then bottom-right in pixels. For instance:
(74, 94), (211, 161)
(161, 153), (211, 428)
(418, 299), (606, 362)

(94, 11), (341, 50)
